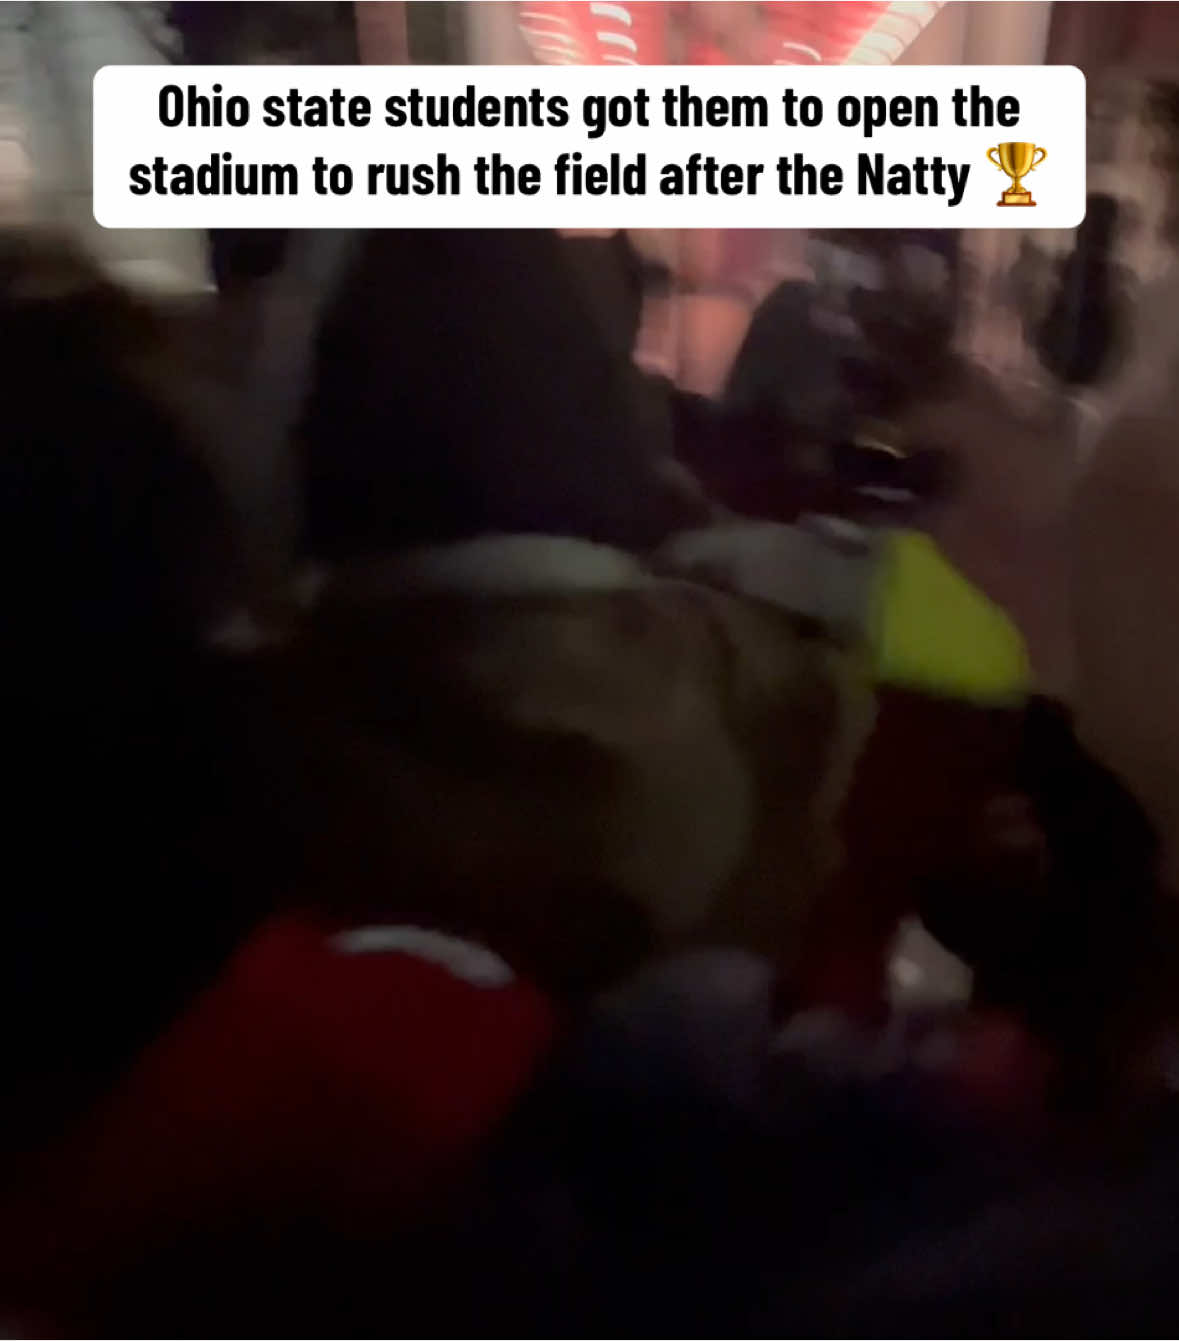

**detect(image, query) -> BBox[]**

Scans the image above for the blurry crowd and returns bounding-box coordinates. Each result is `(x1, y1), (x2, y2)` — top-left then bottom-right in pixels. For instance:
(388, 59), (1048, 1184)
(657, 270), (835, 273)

(7, 2), (1179, 1337)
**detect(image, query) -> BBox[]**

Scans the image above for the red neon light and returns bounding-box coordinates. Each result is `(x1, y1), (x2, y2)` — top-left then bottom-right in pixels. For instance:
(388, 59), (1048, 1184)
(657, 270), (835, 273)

(515, 2), (667, 66)
(764, 1), (893, 65)
(517, 2), (943, 67)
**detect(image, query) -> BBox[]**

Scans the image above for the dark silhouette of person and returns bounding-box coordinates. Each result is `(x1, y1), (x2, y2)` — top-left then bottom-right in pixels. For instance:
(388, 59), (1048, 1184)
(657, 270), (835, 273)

(299, 230), (708, 560)
(1035, 193), (1133, 391)
(0, 233), (259, 1147)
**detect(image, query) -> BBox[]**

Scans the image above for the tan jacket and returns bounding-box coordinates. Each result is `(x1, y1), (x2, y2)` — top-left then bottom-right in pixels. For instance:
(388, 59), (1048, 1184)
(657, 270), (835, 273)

(272, 536), (872, 991)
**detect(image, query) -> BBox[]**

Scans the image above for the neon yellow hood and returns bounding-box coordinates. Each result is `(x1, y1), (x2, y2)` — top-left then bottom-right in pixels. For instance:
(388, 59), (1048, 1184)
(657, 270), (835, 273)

(870, 530), (1031, 706)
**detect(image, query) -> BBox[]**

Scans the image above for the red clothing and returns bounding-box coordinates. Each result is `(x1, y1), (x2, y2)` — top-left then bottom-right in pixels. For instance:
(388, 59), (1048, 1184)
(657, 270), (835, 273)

(1, 916), (557, 1322)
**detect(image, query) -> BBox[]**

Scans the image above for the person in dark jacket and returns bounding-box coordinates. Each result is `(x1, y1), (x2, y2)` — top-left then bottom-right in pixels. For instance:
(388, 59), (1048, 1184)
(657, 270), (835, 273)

(0, 231), (259, 1146)
(1035, 193), (1134, 392)
(299, 229), (710, 559)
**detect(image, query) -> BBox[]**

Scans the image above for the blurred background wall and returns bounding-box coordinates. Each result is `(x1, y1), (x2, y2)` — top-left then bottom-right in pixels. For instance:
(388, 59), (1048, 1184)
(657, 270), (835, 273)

(0, 1), (210, 291)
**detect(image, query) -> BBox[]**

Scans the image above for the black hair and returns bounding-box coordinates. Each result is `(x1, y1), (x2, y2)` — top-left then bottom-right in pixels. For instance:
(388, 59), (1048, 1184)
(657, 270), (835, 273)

(299, 230), (702, 561)
(1035, 193), (1131, 389)
(1077, 192), (1122, 252)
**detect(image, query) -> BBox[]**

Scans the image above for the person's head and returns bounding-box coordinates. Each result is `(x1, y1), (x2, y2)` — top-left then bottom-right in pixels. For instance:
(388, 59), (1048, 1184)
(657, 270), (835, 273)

(299, 230), (707, 561)
(251, 537), (871, 998)
(1078, 193), (1122, 255)
(723, 279), (849, 442)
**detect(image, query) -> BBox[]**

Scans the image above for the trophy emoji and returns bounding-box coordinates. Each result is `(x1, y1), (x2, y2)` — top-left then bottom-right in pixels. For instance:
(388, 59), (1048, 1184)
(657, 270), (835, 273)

(987, 141), (1047, 206)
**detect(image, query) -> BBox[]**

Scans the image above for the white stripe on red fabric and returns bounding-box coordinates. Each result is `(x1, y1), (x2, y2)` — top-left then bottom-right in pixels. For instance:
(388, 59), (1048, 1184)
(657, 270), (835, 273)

(330, 925), (516, 988)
